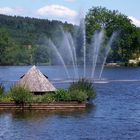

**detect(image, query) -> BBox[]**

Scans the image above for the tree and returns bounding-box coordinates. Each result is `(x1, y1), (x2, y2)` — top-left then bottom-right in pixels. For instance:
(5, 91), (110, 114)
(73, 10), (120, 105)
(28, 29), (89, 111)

(85, 6), (140, 62)
(0, 14), (75, 65)
(0, 28), (13, 65)
(33, 45), (50, 64)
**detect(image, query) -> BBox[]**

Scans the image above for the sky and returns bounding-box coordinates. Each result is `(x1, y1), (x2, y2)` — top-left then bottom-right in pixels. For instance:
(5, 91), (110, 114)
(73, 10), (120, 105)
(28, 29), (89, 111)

(0, 0), (140, 26)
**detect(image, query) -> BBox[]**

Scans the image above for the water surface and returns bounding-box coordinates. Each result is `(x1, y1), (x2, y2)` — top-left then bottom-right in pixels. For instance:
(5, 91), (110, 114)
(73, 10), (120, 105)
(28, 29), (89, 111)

(0, 66), (140, 140)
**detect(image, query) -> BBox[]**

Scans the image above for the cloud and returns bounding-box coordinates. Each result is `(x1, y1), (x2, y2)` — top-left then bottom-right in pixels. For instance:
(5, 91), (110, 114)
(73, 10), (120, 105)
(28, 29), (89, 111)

(37, 5), (77, 17)
(37, 5), (78, 24)
(0, 7), (14, 14)
(129, 16), (140, 27)
(0, 7), (24, 16)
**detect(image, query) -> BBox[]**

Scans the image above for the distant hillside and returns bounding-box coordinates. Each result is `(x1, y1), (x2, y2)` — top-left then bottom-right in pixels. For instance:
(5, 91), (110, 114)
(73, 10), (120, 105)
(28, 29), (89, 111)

(0, 14), (75, 65)
(0, 14), (75, 45)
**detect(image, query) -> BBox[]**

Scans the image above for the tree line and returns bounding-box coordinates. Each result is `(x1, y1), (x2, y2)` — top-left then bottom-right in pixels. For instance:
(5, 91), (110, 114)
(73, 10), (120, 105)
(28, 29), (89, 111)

(0, 6), (140, 66)
(0, 14), (74, 65)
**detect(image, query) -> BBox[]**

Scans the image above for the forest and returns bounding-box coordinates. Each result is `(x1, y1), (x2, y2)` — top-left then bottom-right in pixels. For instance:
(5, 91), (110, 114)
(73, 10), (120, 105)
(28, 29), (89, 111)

(0, 6), (140, 66)
(0, 14), (74, 65)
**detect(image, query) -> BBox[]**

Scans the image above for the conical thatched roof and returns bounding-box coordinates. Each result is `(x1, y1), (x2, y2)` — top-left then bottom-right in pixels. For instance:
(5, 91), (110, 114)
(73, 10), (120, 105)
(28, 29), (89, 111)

(18, 65), (56, 92)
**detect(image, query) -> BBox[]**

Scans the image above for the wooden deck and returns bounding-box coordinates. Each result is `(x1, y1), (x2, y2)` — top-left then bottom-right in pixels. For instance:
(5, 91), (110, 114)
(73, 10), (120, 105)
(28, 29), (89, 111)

(0, 102), (86, 110)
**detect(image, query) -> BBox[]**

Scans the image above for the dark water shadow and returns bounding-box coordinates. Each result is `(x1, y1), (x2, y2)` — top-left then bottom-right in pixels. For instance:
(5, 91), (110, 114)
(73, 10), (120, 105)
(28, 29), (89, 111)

(0, 104), (96, 120)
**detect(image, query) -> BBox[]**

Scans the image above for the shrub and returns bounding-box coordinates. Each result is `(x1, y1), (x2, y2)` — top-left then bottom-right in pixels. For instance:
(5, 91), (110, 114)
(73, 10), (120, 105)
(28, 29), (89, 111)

(69, 79), (96, 100)
(10, 85), (32, 104)
(41, 93), (55, 103)
(54, 89), (71, 101)
(32, 95), (43, 103)
(0, 94), (12, 102)
(0, 83), (4, 96)
(70, 90), (88, 102)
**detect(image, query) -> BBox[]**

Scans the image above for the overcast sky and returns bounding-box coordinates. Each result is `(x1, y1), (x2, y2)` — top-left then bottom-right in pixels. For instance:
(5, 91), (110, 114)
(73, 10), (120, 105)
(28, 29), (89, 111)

(0, 0), (140, 26)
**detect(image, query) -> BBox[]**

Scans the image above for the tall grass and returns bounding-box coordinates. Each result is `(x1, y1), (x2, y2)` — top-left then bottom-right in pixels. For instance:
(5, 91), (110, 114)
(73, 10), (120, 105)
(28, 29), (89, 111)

(69, 79), (96, 100)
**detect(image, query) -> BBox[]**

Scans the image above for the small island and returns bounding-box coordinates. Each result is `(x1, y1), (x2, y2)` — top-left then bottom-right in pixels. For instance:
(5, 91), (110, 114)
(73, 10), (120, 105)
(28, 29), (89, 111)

(0, 66), (96, 110)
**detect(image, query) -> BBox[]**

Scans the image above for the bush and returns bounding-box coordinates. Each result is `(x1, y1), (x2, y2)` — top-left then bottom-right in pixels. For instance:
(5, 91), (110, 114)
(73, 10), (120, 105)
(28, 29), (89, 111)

(41, 93), (55, 103)
(32, 95), (43, 103)
(70, 90), (88, 102)
(0, 83), (4, 95)
(69, 79), (96, 100)
(0, 94), (12, 102)
(10, 85), (32, 104)
(54, 89), (71, 101)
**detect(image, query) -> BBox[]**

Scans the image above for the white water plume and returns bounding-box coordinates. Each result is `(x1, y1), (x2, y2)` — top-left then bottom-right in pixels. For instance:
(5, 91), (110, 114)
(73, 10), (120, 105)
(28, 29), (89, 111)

(67, 33), (79, 78)
(43, 19), (118, 81)
(91, 30), (105, 78)
(81, 19), (86, 77)
(59, 29), (78, 78)
(48, 39), (70, 78)
(98, 32), (118, 79)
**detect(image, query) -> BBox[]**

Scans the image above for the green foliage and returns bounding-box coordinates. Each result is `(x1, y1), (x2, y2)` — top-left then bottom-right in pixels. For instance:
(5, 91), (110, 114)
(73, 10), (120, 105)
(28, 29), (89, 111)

(0, 14), (74, 65)
(0, 28), (13, 65)
(86, 6), (133, 41)
(69, 79), (96, 100)
(31, 88), (90, 103)
(0, 94), (12, 102)
(0, 10), (140, 65)
(41, 93), (55, 103)
(32, 95), (43, 103)
(33, 45), (50, 64)
(32, 93), (55, 103)
(10, 86), (32, 104)
(54, 89), (71, 101)
(70, 90), (88, 102)
(86, 6), (140, 63)
(0, 81), (94, 103)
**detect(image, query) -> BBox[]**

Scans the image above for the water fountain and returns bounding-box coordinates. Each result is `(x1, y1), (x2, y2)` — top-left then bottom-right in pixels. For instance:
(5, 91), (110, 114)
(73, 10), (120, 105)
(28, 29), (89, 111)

(90, 30), (105, 79)
(48, 39), (70, 79)
(46, 19), (117, 81)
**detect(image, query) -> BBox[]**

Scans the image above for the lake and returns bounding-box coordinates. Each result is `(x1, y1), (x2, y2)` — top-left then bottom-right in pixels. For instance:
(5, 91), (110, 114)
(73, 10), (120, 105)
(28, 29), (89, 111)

(1, 66), (140, 140)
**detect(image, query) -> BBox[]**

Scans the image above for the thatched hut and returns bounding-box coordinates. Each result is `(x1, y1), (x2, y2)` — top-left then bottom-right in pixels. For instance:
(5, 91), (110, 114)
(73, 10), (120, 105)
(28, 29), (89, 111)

(18, 65), (56, 94)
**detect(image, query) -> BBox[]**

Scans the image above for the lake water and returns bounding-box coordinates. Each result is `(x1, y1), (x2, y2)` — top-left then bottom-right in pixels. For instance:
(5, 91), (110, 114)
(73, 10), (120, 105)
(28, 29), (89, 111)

(1, 66), (140, 140)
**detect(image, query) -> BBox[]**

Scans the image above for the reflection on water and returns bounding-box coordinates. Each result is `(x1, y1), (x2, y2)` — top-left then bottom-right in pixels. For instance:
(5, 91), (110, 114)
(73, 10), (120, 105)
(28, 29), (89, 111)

(0, 104), (95, 120)
(0, 105), (95, 140)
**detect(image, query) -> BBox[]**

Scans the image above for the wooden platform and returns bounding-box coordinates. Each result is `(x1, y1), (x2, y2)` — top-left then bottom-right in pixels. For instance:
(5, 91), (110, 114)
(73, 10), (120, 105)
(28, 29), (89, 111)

(0, 102), (86, 110)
